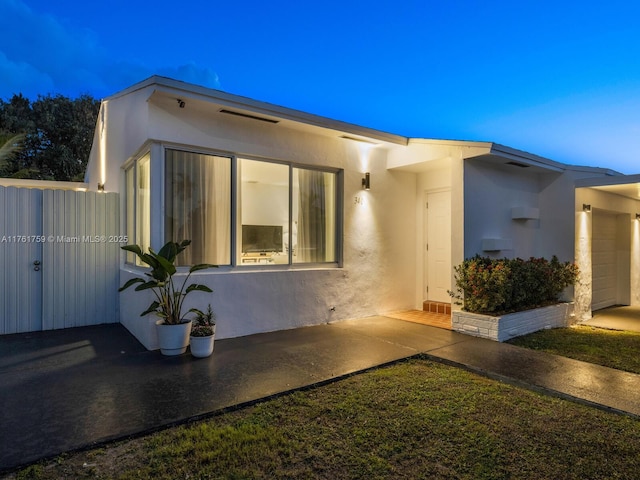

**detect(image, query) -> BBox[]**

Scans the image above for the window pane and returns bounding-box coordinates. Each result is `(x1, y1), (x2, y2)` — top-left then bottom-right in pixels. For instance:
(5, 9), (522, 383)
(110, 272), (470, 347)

(125, 166), (135, 264)
(136, 153), (151, 265)
(293, 168), (336, 263)
(165, 149), (231, 266)
(239, 159), (289, 265)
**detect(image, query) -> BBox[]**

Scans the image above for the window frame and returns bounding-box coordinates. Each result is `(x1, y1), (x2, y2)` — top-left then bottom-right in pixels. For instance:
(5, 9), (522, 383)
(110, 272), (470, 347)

(125, 142), (343, 269)
(237, 156), (342, 268)
(123, 150), (151, 266)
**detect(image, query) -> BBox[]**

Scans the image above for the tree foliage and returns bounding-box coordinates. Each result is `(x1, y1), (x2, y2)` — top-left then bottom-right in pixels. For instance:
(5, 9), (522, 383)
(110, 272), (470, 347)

(0, 93), (100, 181)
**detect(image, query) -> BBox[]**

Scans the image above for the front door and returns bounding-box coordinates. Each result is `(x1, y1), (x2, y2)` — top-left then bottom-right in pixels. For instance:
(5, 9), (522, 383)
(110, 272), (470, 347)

(424, 190), (451, 303)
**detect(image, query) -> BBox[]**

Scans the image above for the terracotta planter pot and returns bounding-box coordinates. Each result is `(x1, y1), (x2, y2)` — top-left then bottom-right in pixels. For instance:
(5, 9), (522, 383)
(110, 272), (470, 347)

(155, 320), (192, 356)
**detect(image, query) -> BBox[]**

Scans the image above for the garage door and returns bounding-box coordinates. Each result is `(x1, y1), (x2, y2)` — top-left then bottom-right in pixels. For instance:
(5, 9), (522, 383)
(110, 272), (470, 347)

(591, 212), (617, 311)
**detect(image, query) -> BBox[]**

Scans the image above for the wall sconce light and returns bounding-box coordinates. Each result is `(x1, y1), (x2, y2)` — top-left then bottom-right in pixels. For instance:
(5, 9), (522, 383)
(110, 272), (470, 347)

(97, 182), (105, 192)
(583, 204), (591, 212)
(362, 172), (370, 190)
(636, 213), (640, 220)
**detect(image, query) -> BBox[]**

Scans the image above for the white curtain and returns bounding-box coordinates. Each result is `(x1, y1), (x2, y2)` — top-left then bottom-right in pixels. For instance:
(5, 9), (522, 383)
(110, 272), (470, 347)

(165, 150), (231, 266)
(297, 169), (331, 263)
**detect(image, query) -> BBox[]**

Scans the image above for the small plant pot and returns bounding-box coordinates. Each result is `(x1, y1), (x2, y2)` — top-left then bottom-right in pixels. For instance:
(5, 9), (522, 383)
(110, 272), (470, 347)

(155, 320), (192, 356)
(190, 334), (215, 358)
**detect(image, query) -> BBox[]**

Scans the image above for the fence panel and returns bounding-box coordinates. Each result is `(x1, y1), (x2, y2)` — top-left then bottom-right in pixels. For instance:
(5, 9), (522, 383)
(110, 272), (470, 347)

(0, 187), (43, 334)
(0, 185), (120, 334)
(42, 190), (120, 330)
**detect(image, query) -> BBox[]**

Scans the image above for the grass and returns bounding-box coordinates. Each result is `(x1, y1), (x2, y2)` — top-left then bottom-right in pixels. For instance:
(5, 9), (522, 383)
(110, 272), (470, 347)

(508, 325), (640, 374)
(6, 357), (640, 480)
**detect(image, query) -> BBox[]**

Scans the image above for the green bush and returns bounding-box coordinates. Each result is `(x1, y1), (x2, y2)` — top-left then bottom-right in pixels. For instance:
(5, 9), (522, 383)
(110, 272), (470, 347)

(449, 256), (578, 315)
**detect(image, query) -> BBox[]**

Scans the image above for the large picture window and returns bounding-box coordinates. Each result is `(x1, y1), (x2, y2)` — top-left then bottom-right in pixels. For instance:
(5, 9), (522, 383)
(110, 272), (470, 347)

(238, 159), (338, 265)
(125, 145), (340, 268)
(165, 149), (231, 266)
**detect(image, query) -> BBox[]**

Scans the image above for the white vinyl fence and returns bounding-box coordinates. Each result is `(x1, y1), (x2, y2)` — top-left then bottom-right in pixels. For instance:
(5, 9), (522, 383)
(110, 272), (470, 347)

(0, 186), (120, 334)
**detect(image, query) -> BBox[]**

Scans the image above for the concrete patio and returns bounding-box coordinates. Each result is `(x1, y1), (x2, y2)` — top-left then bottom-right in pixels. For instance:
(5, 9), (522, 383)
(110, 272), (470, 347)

(2, 314), (640, 473)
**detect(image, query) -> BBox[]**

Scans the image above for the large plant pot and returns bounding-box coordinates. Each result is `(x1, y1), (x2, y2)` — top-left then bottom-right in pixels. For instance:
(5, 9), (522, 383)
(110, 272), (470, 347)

(155, 320), (192, 356)
(190, 332), (215, 358)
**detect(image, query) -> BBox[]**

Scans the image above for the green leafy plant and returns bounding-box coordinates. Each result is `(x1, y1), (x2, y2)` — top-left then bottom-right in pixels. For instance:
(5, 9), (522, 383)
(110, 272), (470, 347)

(119, 240), (216, 324)
(449, 255), (578, 315)
(0, 132), (25, 168)
(191, 304), (216, 337)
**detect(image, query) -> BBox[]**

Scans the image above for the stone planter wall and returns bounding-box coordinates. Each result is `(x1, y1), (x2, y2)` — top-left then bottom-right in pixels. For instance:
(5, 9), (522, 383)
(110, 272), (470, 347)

(452, 303), (574, 342)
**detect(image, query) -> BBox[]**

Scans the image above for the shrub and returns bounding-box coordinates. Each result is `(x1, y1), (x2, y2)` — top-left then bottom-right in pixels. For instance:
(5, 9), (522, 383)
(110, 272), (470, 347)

(449, 256), (578, 315)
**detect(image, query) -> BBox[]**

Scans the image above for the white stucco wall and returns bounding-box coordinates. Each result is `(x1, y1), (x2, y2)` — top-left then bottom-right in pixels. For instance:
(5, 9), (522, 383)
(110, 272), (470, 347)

(463, 159), (582, 262)
(86, 89), (150, 193)
(119, 165), (417, 346)
(465, 160), (542, 259)
(110, 89), (417, 346)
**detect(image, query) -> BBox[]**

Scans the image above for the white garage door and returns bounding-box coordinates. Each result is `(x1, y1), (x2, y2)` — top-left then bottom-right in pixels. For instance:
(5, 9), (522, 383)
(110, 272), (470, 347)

(591, 212), (617, 311)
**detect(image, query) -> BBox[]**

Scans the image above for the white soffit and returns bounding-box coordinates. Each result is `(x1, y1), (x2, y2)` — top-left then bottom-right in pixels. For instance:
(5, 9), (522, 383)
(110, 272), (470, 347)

(143, 79), (407, 147)
(472, 144), (566, 173)
(576, 174), (640, 201)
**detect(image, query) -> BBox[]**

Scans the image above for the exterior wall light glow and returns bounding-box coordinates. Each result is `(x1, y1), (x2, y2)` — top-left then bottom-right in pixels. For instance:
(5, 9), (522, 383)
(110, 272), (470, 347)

(583, 204), (591, 212)
(362, 172), (370, 190)
(98, 182), (105, 192)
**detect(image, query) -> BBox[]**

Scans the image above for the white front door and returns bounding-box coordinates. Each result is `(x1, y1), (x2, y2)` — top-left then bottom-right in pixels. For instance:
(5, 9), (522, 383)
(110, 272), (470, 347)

(424, 190), (451, 303)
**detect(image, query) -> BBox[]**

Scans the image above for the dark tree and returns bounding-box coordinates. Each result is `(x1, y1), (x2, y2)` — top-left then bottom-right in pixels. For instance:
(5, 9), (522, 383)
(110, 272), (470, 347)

(0, 93), (100, 181)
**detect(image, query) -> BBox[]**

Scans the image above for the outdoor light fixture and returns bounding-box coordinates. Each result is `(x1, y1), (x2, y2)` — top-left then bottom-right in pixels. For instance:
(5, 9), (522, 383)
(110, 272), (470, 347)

(97, 182), (105, 192)
(636, 213), (640, 220)
(362, 172), (370, 190)
(583, 204), (591, 212)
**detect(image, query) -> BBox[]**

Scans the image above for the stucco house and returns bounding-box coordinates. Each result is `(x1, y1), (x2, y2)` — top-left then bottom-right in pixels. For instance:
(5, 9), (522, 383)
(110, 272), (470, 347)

(80, 75), (640, 349)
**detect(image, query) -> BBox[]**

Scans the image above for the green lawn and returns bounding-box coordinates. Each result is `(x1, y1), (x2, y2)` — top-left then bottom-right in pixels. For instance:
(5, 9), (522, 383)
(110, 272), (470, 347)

(508, 325), (640, 374)
(9, 357), (640, 480)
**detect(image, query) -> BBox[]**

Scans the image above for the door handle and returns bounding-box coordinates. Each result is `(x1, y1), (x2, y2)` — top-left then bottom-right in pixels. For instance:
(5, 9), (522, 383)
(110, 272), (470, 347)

(33, 260), (41, 272)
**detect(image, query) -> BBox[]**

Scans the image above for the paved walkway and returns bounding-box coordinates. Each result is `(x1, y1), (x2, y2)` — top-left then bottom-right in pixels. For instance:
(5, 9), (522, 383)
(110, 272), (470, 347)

(585, 305), (640, 332)
(1, 316), (640, 472)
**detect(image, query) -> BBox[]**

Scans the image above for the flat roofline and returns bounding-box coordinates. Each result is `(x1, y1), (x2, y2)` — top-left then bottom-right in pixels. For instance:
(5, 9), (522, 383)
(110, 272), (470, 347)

(490, 143), (624, 175)
(104, 76), (629, 174)
(107, 76), (409, 146)
(576, 173), (640, 189)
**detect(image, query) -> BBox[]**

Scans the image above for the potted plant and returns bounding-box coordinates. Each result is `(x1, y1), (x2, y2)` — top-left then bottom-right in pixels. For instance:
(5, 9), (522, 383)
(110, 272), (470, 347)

(119, 240), (215, 356)
(190, 304), (216, 358)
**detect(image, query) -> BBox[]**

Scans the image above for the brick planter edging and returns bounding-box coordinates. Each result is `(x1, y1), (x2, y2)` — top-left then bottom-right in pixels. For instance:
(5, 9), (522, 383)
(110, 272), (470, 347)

(452, 303), (574, 342)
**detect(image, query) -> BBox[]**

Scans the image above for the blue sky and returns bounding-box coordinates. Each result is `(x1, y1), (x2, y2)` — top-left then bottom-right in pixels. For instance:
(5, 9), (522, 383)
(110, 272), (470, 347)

(1, 0), (639, 173)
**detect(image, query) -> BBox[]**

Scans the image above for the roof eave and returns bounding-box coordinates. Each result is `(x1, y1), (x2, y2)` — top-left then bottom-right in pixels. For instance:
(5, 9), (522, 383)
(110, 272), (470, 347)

(108, 76), (409, 146)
